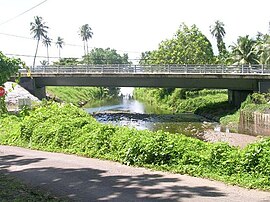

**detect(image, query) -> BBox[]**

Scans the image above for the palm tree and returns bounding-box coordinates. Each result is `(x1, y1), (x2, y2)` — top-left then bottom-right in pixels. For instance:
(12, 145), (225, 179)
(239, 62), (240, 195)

(30, 16), (49, 67)
(230, 35), (258, 65)
(79, 24), (93, 56)
(42, 35), (52, 65)
(255, 34), (270, 65)
(56, 37), (64, 59)
(210, 20), (226, 55)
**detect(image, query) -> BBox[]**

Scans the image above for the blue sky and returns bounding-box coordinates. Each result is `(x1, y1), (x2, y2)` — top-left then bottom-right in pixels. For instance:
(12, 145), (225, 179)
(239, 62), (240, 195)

(0, 0), (270, 65)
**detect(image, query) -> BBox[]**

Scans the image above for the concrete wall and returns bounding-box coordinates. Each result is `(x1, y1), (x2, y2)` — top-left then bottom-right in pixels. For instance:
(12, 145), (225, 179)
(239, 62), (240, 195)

(228, 90), (253, 107)
(19, 78), (46, 100)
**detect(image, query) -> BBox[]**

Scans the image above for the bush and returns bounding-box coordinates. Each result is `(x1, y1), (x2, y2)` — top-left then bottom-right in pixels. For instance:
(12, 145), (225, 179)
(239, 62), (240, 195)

(1, 103), (270, 190)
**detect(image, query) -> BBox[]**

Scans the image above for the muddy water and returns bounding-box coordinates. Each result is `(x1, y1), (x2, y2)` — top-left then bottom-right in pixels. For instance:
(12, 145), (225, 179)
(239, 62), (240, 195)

(84, 99), (217, 138)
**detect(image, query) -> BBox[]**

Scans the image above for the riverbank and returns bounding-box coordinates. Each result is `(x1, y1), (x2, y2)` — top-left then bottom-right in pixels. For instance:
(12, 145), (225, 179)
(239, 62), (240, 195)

(1, 103), (270, 190)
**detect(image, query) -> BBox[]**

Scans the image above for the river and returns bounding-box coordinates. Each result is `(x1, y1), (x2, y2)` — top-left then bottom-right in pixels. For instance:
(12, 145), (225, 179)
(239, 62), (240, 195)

(84, 89), (219, 139)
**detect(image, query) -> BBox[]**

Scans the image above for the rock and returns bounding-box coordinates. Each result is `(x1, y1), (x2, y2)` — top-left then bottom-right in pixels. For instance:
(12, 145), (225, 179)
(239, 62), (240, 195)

(4, 82), (40, 110)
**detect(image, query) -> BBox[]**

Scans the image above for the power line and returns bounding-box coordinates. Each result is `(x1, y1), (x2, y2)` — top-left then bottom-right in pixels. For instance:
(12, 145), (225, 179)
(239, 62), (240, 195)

(0, 32), (143, 54)
(5, 53), (143, 61)
(0, 0), (48, 26)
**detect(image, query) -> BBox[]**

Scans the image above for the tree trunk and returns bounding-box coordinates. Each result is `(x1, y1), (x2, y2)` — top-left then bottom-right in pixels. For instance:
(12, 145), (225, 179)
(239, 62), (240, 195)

(58, 48), (61, 59)
(47, 47), (49, 65)
(33, 39), (40, 67)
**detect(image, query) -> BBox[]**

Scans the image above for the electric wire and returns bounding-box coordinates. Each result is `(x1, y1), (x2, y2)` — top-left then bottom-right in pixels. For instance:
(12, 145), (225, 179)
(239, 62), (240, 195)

(0, 0), (48, 26)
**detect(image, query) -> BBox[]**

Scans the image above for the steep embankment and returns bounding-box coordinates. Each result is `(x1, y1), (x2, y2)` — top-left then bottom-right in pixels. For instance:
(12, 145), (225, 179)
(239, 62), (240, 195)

(47, 86), (120, 106)
(133, 88), (236, 121)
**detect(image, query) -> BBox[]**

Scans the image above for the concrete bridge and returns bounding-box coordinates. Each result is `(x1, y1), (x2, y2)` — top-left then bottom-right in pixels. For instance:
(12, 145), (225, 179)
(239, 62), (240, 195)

(18, 64), (270, 106)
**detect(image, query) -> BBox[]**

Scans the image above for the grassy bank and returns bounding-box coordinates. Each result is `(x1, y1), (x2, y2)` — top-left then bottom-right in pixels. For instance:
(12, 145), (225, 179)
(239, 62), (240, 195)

(133, 88), (235, 120)
(0, 173), (64, 201)
(1, 103), (270, 190)
(47, 86), (120, 106)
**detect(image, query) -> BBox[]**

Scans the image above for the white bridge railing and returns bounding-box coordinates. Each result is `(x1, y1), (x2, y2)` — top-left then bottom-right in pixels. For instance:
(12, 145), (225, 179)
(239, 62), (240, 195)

(19, 64), (270, 75)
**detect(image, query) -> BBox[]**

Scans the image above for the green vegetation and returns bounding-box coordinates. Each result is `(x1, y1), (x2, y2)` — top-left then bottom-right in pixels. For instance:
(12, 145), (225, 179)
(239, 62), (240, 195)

(140, 23), (214, 65)
(220, 93), (270, 128)
(0, 102), (270, 190)
(0, 52), (24, 116)
(0, 173), (64, 201)
(50, 47), (131, 105)
(47, 86), (120, 106)
(134, 88), (228, 115)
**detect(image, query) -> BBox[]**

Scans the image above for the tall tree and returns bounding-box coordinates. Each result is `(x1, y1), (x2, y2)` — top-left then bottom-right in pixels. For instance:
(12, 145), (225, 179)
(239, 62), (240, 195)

(42, 35), (52, 65)
(210, 20), (227, 55)
(56, 37), (64, 59)
(255, 34), (270, 65)
(79, 24), (93, 56)
(230, 35), (258, 65)
(141, 23), (214, 65)
(30, 16), (48, 67)
(82, 48), (130, 64)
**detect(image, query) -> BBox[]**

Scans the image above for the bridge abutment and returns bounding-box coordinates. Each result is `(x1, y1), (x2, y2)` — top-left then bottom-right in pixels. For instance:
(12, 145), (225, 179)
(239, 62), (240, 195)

(228, 90), (252, 107)
(19, 78), (46, 100)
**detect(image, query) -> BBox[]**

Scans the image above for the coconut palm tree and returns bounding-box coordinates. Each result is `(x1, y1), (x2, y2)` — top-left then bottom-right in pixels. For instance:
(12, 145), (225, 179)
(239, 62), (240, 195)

(42, 35), (52, 65)
(210, 20), (226, 55)
(79, 24), (93, 56)
(255, 34), (270, 65)
(30, 16), (49, 67)
(56, 37), (64, 59)
(230, 35), (258, 65)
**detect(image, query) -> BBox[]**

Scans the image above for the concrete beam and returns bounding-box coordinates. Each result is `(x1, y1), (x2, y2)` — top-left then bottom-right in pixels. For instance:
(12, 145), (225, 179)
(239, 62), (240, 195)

(228, 90), (252, 107)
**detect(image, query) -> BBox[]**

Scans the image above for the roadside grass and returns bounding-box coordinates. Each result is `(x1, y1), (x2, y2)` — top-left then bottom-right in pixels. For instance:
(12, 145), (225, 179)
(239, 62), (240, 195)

(0, 173), (65, 202)
(0, 102), (270, 191)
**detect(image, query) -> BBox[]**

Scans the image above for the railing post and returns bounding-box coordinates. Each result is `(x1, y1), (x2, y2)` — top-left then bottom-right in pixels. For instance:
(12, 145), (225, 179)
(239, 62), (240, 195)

(185, 64), (187, 73)
(118, 64), (120, 73)
(204, 65), (206, 73)
(168, 65), (171, 73)
(262, 64), (264, 74)
(241, 65), (244, 73)
(134, 65), (136, 73)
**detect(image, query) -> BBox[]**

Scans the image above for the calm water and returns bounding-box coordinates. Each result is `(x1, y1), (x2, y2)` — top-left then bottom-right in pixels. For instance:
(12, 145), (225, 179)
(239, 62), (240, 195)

(84, 98), (217, 138)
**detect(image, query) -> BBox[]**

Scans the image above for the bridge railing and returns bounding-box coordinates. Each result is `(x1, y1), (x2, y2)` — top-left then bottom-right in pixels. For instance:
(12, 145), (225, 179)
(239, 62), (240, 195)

(18, 64), (270, 74)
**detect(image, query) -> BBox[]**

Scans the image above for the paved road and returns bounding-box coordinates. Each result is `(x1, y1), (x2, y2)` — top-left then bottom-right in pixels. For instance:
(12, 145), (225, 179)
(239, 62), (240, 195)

(0, 145), (270, 202)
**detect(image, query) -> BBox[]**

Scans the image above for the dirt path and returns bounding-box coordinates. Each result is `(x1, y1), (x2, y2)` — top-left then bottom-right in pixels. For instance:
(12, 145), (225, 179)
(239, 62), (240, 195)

(203, 130), (260, 148)
(0, 145), (269, 202)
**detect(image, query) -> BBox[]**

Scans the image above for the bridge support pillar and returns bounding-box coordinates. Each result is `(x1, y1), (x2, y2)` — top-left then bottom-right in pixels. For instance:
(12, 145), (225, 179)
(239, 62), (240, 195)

(19, 77), (46, 100)
(258, 81), (270, 93)
(228, 90), (252, 107)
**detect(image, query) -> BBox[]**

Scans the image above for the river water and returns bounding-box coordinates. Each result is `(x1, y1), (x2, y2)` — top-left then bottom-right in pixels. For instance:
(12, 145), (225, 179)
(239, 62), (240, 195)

(84, 95), (218, 139)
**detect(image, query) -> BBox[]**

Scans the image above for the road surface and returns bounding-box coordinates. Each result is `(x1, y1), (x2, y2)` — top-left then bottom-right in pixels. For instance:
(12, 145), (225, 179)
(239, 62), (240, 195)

(0, 145), (269, 202)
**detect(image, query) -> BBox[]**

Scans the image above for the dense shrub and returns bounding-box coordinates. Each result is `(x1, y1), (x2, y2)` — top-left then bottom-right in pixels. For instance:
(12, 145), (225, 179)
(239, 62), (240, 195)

(0, 103), (270, 190)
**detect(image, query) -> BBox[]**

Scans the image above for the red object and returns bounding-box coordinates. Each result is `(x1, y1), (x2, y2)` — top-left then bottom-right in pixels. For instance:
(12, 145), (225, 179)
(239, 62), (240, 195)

(0, 86), (5, 97)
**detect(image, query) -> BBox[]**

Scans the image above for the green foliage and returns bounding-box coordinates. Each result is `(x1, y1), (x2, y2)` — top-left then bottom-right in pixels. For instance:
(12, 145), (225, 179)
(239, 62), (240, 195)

(53, 58), (80, 66)
(140, 23), (214, 65)
(0, 51), (23, 86)
(83, 48), (130, 64)
(134, 88), (228, 113)
(1, 103), (270, 189)
(0, 51), (24, 115)
(230, 35), (258, 65)
(47, 86), (120, 106)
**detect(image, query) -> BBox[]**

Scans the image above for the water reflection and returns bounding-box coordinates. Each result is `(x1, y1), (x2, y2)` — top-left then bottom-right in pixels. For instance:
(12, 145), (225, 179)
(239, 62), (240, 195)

(84, 99), (215, 138)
